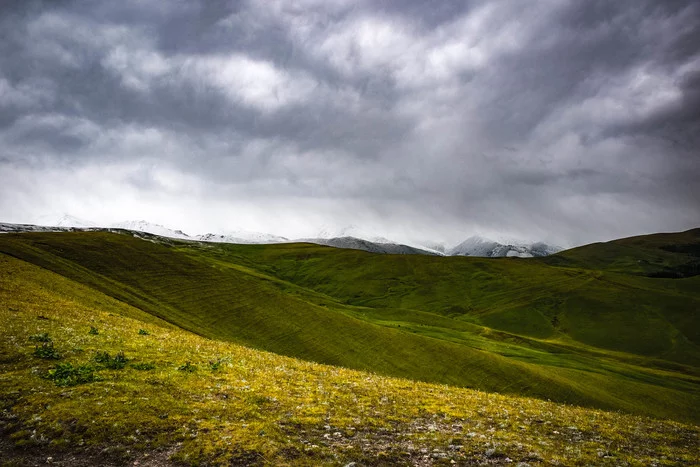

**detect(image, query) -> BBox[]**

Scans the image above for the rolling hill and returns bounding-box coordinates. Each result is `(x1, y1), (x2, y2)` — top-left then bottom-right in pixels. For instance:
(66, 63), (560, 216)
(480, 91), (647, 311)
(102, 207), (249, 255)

(0, 229), (698, 427)
(542, 228), (700, 278)
(1, 251), (697, 465)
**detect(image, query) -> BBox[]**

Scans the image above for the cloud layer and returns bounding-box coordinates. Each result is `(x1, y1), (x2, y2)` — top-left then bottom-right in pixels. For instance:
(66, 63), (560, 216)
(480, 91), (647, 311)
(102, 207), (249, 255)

(1, 0), (698, 246)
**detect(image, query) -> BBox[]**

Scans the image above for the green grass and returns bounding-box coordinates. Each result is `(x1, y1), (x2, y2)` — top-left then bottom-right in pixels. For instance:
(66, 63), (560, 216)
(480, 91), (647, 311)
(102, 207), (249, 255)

(541, 228), (700, 277)
(0, 253), (697, 465)
(210, 238), (700, 359)
(0, 230), (698, 426)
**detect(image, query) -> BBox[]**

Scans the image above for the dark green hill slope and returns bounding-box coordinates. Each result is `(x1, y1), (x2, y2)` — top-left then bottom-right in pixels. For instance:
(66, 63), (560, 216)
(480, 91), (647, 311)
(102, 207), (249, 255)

(0, 230), (698, 423)
(542, 228), (700, 277)
(205, 240), (700, 363)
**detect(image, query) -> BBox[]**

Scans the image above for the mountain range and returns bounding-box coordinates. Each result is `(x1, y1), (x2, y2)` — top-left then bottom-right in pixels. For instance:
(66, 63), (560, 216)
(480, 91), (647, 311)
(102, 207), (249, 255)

(3, 215), (562, 257)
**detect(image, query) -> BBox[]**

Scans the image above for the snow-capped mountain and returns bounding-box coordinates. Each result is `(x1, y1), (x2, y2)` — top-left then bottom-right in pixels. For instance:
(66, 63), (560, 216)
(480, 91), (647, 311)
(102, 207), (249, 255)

(110, 220), (192, 240)
(448, 236), (561, 258)
(315, 225), (393, 244)
(197, 231), (289, 244)
(0, 222), (91, 233)
(4, 214), (562, 258)
(35, 213), (97, 228)
(301, 224), (436, 255)
(302, 236), (438, 255)
(411, 241), (448, 255)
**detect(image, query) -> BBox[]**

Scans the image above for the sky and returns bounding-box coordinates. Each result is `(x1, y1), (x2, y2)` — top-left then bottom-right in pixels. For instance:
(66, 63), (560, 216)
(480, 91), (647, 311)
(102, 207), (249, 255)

(1, 0), (698, 247)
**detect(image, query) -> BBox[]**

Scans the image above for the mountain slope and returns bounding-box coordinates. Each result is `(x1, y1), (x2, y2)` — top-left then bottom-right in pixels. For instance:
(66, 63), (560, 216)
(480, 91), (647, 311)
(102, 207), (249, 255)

(1, 230), (698, 424)
(222, 240), (700, 363)
(0, 233), (621, 408)
(543, 228), (700, 278)
(2, 254), (697, 465)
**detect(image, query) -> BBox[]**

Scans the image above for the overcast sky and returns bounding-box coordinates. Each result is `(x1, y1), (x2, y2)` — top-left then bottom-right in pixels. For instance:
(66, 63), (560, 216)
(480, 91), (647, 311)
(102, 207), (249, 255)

(1, 0), (698, 246)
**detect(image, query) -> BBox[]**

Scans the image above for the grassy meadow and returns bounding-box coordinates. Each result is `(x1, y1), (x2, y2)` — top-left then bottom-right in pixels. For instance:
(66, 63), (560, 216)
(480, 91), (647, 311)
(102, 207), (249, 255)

(0, 228), (699, 465)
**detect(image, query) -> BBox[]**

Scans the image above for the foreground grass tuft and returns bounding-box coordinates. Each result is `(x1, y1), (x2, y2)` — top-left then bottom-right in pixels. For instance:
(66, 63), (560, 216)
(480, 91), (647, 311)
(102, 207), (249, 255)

(33, 342), (61, 360)
(44, 362), (100, 386)
(94, 350), (129, 369)
(28, 332), (52, 342)
(177, 361), (197, 372)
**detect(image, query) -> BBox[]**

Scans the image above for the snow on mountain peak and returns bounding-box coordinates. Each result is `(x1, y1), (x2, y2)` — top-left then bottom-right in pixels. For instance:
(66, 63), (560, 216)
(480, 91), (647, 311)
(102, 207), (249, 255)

(16, 214), (562, 257)
(36, 213), (97, 228)
(315, 224), (393, 244)
(110, 220), (191, 239)
(448, 235), (561, 258)
(196, 230), (288, 244)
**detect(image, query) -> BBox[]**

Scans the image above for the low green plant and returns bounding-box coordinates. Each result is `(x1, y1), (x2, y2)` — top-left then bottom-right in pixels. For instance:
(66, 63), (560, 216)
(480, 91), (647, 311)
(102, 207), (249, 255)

(131, 362), (156, 371)
(94, 350), (129, 369)
(88, 326), (99, 335)
(109, 351), (128, 369)
(209, 357), (227, 371)
(178, 361), (197, 372)
(28, 332), (51, 342)
(138, 328), (150, 335)
(33, 342), (61, 359)
(94, 350), (110, 363)
(45, 362), (100, 386)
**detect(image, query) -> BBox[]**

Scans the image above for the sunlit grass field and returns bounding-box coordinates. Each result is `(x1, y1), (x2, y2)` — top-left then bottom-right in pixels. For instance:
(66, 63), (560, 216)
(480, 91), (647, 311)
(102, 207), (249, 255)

(2, 229), (698, 425)
(1, 251), (698, 465)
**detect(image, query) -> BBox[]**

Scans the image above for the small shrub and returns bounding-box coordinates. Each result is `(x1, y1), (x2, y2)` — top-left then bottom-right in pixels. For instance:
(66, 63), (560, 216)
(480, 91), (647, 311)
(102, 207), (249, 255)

(209, 357), (228, 372)
(178, 362), (197, 373)
(94, 350), (110, 364)
(33, 342), (61, 360)
(131, 362), (156, 371)
(88, 326), (99, 335)
(94, 350), (129, 369)
(109, 351), (128, 369)
(138, 329), (150, 336)
(45, 362), (100, 386)
(29, 332), (51, 343)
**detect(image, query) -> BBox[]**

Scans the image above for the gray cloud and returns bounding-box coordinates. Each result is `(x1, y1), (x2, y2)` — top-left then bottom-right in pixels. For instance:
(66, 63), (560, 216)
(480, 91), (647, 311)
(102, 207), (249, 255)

(0, 0), (698, 246)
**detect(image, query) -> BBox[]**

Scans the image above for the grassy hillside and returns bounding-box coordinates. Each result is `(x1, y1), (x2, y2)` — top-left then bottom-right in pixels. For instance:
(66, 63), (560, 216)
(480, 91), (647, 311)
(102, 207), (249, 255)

(1, 253), (698, 466)
(0, 231), (699, 426)
(210, 240), (700, 362)
(542, 228), (700, 277)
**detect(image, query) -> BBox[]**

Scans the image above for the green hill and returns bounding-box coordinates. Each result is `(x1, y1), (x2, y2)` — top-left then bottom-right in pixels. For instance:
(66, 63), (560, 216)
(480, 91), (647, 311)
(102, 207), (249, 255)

(1, 229), (698, 427)
(542, 228), (700, 278)
(215, 235), (700, 362)
(0, 251), (697, 466)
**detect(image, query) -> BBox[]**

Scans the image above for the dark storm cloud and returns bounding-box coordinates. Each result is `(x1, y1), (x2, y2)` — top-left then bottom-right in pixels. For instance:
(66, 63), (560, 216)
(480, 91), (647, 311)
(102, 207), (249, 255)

(0, 0), (698, 244)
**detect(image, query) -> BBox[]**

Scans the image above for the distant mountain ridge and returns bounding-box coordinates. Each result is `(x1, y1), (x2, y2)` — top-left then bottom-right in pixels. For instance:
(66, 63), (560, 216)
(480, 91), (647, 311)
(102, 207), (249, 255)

(197, 231), (289, 244)
(111, 220), (191, 240)
(448, 236), (561, 258)
(6, 215), (560, 257)
(299, 236), (438, 255)
(315, 224), (394, 244)
(50, 214), (97, 228)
